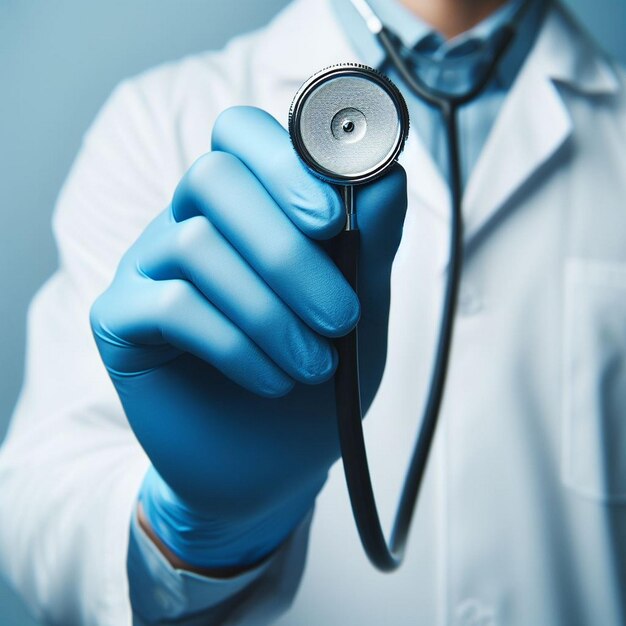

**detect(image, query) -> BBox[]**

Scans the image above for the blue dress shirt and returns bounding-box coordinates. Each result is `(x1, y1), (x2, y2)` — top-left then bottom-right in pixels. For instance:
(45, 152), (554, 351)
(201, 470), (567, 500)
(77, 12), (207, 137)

(330, 0), (548, 187)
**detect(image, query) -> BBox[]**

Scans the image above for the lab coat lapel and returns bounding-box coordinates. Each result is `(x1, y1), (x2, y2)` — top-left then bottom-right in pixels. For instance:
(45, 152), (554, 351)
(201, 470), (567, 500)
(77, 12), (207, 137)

(463, 2), (619, 241)
(462, 63), (572, 240)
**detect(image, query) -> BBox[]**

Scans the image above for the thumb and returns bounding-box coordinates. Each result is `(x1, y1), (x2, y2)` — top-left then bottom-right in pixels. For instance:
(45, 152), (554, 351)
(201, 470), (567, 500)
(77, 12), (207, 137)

(355, 163), (408, 323)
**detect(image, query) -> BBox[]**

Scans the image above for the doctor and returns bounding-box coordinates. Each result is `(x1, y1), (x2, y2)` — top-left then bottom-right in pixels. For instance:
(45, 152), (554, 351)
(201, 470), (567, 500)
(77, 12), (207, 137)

(0, 0), (625, 624)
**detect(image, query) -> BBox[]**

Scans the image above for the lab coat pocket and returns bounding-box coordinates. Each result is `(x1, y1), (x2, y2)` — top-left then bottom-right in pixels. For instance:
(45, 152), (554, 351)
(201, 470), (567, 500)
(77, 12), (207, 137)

(562, 258), (626, 502)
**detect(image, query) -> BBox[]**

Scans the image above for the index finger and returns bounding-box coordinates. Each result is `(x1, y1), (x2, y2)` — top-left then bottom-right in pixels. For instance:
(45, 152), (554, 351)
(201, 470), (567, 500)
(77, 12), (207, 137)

(211, 106), (345, 240)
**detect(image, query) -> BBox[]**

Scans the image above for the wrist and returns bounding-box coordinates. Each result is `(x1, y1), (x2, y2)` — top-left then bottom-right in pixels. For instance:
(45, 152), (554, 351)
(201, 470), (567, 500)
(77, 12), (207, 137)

(139, 466), (320, 570)
(137, 502), (267, 578)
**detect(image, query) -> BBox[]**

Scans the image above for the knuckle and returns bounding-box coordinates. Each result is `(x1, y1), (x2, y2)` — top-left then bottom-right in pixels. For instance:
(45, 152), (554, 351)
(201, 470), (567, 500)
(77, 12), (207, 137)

(176, 151), (241, 209)
(156, 279), (192, 317)
(263, 233), (302, 279)
(89, 292), (108, 334)
(246, 293), (279, 335)
(173, 215), (216, 254)
(89, 284), (134, 346)
(211, 106), (250, 148)
(89, 275), (133, 333)
(187, 150), (237, 187)
(218, 324), (249, 360)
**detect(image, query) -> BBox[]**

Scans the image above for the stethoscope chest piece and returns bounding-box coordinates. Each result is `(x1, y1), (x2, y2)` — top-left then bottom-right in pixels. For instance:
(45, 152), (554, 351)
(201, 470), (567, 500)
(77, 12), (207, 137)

(289, 64), (409, 186)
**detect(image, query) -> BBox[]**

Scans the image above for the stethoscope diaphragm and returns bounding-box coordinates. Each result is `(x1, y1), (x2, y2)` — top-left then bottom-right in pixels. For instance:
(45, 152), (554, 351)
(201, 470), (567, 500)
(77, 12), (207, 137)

(289, 64), (409, 186)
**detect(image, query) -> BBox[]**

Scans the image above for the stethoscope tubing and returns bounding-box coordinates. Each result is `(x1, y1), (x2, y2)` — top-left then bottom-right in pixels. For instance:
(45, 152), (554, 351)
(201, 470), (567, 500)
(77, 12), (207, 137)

(334, 0), (537, 571)
(332, 94), (464, 573)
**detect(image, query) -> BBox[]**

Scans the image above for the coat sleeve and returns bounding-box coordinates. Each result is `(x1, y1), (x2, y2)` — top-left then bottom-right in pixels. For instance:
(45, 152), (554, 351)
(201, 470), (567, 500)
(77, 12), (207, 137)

(0, 64), (311, 626)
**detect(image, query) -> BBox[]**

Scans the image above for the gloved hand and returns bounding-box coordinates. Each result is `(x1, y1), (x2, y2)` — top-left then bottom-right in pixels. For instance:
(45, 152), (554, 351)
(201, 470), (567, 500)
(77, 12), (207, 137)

(90, 106), (407, 570)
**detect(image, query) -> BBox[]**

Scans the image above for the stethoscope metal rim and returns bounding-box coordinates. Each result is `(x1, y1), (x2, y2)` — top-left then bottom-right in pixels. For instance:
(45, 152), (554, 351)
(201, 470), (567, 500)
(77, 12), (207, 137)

(288, 64), (410, 186)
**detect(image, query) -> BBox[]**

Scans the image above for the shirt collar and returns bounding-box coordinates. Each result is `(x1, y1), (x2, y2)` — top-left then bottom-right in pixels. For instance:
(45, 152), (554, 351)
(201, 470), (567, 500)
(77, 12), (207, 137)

(330, 0), (549, 90)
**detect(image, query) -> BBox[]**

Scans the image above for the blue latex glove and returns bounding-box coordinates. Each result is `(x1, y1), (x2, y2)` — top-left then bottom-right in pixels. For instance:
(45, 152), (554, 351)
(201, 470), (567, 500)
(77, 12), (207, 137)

(91, 106), (407, 570)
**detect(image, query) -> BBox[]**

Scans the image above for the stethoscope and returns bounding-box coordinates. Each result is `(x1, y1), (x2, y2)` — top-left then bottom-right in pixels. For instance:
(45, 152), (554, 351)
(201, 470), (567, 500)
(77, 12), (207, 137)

(288, 0), (535, 572)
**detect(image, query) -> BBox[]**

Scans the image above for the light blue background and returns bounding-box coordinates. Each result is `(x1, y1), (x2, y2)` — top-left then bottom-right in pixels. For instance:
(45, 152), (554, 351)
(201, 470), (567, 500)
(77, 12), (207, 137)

(0, 1), (624, 624)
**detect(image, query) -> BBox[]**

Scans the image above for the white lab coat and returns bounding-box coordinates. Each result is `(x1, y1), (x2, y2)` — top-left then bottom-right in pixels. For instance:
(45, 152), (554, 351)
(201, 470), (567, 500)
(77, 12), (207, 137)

(0, 0), (625, 624)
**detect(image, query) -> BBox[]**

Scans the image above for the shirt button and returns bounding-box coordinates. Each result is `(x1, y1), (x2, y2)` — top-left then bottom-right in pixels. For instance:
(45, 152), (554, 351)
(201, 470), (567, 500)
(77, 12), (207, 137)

(457, 282), (482, 316)
(455, 598), (497, 626)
